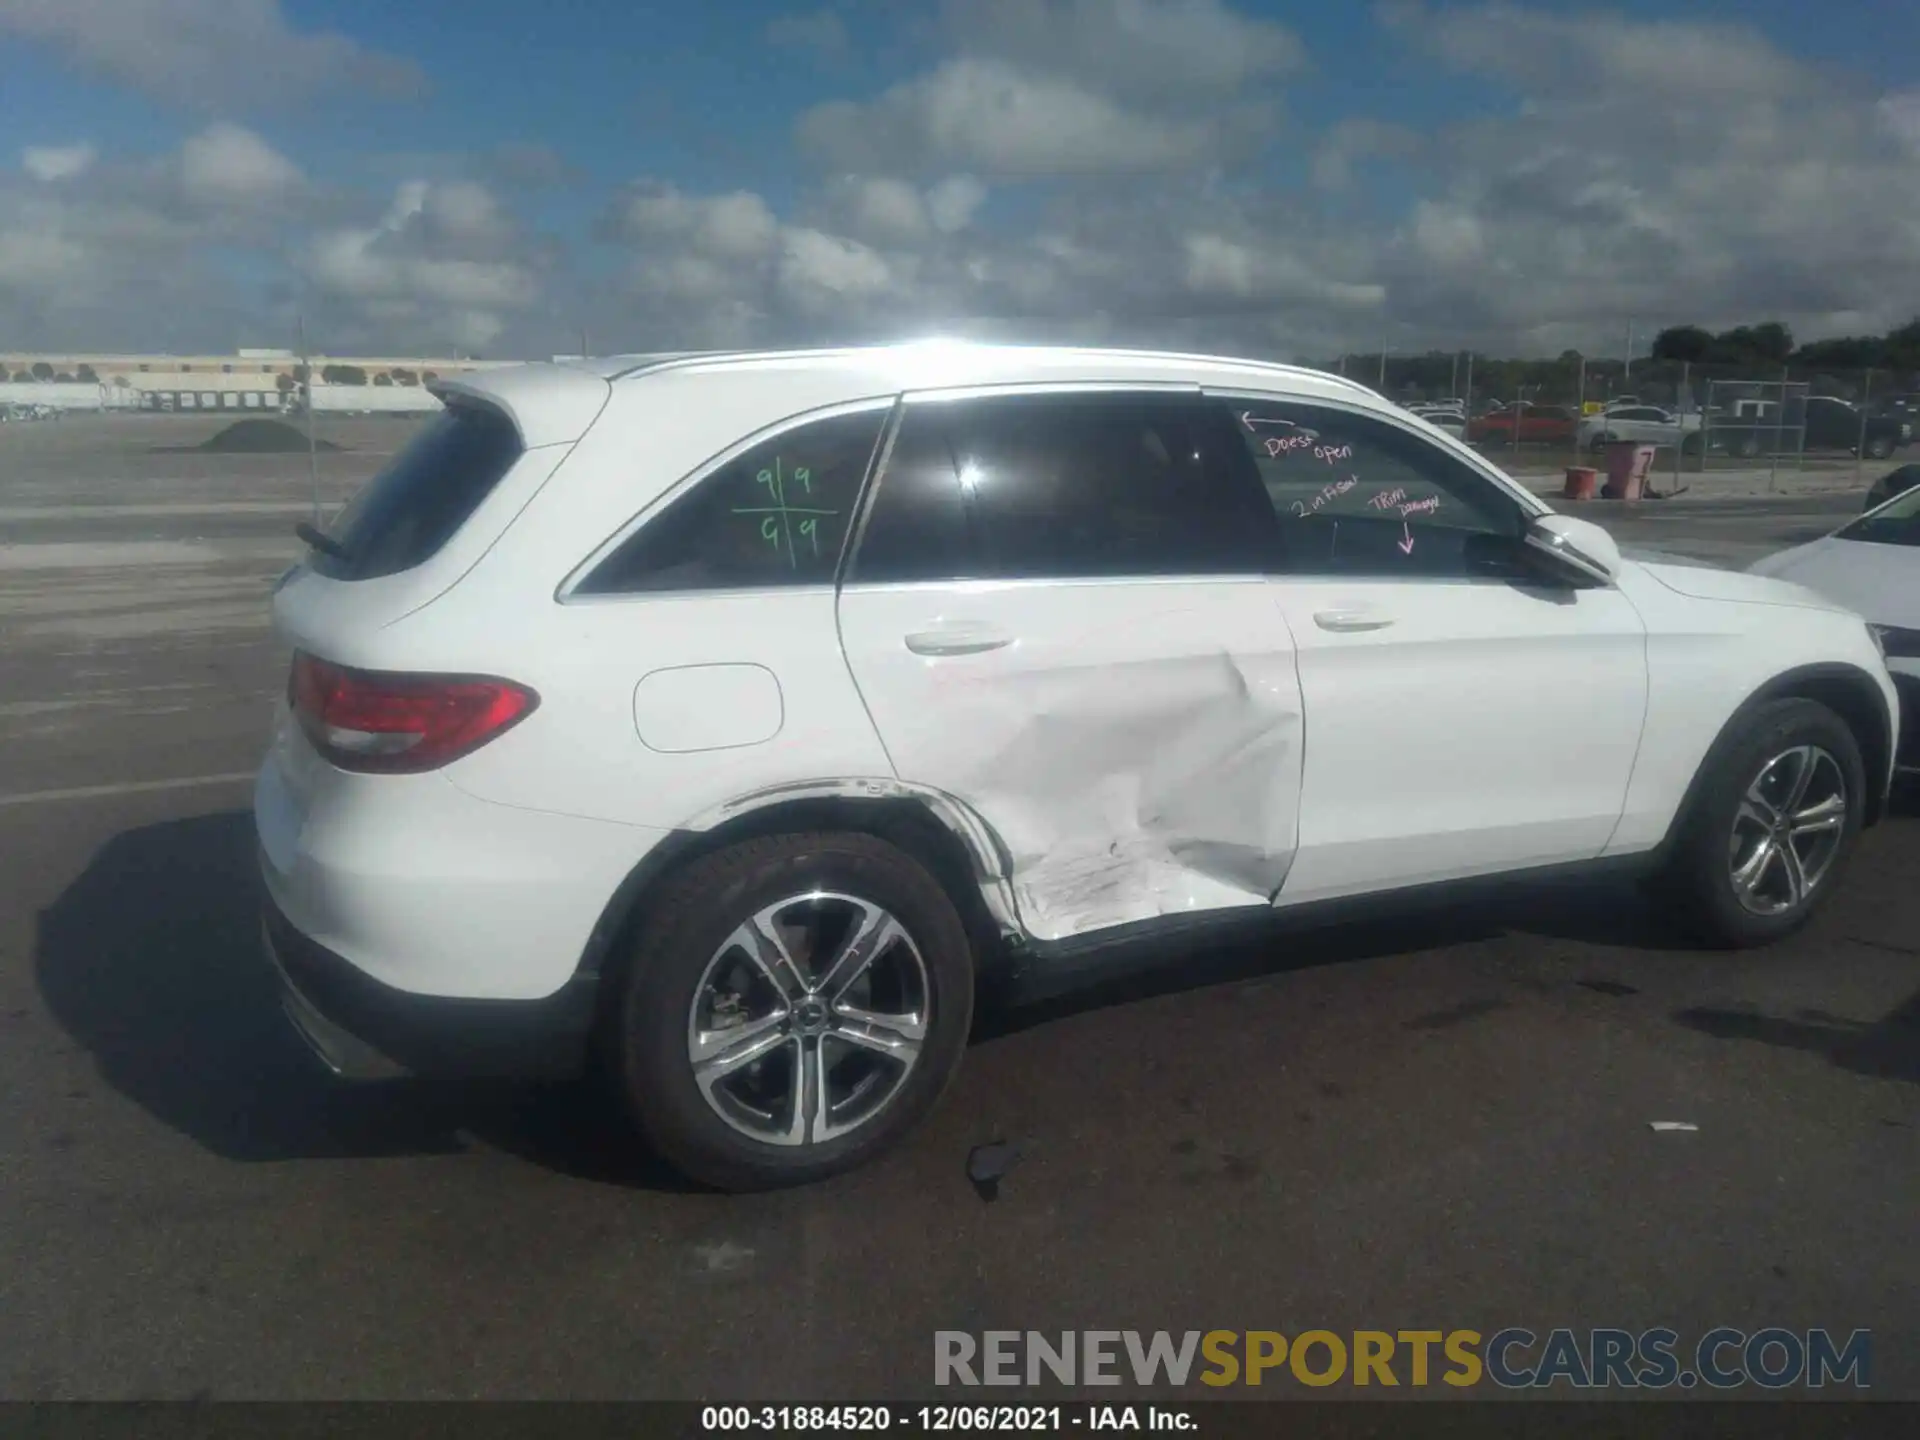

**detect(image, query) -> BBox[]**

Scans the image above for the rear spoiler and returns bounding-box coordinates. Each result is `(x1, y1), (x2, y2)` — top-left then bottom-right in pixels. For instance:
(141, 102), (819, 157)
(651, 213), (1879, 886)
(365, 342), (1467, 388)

(427, 365), (613, 449)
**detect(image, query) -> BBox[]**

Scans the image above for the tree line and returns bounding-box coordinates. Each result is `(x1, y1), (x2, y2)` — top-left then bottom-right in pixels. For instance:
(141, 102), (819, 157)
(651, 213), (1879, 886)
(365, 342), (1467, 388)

(1649, 318), (1920, 372)
(1306, 316), (1920, 406)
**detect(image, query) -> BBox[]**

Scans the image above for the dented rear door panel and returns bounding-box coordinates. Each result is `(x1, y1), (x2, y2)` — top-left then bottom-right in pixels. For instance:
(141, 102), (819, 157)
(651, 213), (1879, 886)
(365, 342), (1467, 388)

(835, 575), (1306, 943)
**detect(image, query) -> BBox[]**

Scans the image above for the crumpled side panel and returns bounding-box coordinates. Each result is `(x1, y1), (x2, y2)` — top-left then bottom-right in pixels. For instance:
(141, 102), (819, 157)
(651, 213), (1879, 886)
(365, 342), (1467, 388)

(958, 650), (1303, 941)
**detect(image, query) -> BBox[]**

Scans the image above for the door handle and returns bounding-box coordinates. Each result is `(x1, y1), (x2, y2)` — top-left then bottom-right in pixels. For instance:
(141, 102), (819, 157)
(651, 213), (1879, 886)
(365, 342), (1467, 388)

(904, 627), (1014, 657)
(1313, 609), (1396, 633)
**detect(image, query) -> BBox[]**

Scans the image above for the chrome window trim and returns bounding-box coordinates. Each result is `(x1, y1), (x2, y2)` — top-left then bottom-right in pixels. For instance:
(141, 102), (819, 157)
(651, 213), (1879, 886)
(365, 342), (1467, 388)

(897, 379), (1202, 406)
(836, 573), (1279, 596)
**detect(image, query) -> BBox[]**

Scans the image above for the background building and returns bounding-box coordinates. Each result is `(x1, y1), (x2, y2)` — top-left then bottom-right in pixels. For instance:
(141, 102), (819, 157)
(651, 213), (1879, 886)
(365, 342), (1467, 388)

(0, 350), (508, 414)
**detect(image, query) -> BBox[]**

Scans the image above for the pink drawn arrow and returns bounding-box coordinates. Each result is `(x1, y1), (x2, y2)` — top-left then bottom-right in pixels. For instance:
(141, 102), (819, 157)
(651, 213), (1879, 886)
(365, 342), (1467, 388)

(1397, 521), (1415, 555)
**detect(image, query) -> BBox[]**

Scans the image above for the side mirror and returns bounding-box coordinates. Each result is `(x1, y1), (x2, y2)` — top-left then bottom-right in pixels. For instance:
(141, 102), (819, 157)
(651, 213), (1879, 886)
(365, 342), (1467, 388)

(1524, 513), (1623, 586)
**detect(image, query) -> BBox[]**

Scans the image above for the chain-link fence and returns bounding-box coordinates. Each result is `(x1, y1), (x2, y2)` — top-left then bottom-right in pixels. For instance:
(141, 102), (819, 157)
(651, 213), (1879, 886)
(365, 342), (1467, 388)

(1326, 352), (1920, 487)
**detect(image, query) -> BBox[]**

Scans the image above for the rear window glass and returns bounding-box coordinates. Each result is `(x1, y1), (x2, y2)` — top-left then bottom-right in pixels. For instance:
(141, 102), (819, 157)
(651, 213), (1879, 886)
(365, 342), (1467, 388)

(309, 403), (523, 580)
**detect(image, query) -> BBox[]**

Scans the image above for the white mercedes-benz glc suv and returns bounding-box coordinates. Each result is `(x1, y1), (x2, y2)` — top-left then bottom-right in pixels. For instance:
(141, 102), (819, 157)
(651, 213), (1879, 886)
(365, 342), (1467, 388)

(255, 342), (1899, 1190)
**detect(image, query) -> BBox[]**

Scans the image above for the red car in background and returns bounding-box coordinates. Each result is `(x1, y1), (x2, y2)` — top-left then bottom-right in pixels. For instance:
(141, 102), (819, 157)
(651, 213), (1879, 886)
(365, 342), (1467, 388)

(1466, 403), (1578, 445)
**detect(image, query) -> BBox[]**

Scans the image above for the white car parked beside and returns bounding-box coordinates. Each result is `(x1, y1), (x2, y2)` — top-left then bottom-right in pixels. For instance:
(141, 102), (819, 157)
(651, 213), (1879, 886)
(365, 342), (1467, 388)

(1577, 405), (1703, 453)
(1750, 484), (1920, 771)
(256, 342), (1900, 1189)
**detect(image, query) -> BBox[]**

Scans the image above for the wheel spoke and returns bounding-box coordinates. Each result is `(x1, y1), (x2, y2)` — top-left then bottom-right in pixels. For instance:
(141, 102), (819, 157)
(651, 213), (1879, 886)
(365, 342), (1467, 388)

(1741, 779), (1783, 829)
(1779, 745), (1817, 815)
(816, 903), (906, 1001)
(732, 911), (809, 1001)
(1732, 834), (1776, 898)
(831, 1004), (926, 1061)
(1790, 792), (1846, 838)
(690, 1009), (788, 1072)
(1777, 840), (1809, 905)
(784, 1036), (826, 1145)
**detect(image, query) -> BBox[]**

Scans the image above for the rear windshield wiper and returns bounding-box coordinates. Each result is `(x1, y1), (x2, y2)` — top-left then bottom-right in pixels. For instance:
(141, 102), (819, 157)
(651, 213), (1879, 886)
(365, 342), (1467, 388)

(295, 521), (354, 563)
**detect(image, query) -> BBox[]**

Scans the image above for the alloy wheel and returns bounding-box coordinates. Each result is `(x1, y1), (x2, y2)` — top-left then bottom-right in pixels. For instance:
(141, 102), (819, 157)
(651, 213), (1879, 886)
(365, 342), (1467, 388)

(686, 892), (930, 1146)
(1726, 745), (1849, 917)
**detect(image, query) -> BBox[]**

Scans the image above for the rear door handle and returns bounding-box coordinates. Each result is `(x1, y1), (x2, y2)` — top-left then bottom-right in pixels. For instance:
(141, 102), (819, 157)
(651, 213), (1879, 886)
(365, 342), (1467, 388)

(1313, 609), (1396, 633)
(904, 626), (1014, 657)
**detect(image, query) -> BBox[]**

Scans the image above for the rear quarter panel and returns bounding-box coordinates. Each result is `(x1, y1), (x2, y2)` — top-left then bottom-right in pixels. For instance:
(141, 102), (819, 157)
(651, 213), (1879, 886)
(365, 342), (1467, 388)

(380, 369), (905, 830)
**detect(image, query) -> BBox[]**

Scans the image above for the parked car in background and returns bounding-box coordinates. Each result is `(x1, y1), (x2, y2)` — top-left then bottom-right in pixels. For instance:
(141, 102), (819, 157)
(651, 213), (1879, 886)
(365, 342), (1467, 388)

(1467, 403), (1578, 445)
(1712, 395), (1911, 460)
(1751, 484), (1920, 769)
(1406, 402), (1466, 437)
(255, 342), (1899, 1190)
(1577, 405), (1704, 453)
(1864, 463), (1920, 512)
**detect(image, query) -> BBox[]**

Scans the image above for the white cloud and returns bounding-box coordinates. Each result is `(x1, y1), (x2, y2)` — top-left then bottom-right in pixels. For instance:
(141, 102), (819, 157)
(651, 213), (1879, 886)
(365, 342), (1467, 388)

(800, 58), (1213, 178)
(8, 4), (1920, 365)
(827, 177), (931, 245)
(794, 1), (1302, 183)
(22, 142), (97, 183)
(944, 0), (1304, 99)
(778, 228), (896, 314)
(178, 123), (303, 208)
(0, 0), (424, 111)
(1880, 90), (1920, 155)
(418, 179), (510, 247)
(928, 175), (988, 233)
(1360, 2), (1920, 347)
(1183, 234), (1386, 310)
(1381, 1), (1811, 103)
(616, 184), (781, 261)
(0, 216), (88, 289)
(300, 179), (542, 353)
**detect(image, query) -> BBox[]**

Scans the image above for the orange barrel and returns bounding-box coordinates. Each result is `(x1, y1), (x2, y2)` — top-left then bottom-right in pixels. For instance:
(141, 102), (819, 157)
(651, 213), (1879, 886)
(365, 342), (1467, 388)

(1603, 441), (1656, 500)
(1563, 466), (1599, 500)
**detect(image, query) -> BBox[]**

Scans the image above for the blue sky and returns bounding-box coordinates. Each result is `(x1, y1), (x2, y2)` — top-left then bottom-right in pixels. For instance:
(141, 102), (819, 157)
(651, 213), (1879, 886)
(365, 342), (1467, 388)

(4, 1), (1919, 359)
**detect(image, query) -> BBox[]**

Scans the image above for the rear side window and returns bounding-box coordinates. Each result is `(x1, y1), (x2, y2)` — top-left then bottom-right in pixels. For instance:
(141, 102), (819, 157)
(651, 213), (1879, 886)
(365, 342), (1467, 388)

(575, 408), (887, 594)
(313, 403), (523, 580)
(877, 392), (1275, 581)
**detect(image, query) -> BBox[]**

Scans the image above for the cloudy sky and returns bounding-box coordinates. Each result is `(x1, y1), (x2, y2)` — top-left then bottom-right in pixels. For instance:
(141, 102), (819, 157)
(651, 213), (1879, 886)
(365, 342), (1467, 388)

(3, 0), (1918, 361)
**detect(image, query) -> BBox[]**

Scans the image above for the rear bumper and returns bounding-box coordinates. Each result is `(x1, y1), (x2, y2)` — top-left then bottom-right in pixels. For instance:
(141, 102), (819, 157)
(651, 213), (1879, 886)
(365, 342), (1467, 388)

(262, 893), (598, 1081)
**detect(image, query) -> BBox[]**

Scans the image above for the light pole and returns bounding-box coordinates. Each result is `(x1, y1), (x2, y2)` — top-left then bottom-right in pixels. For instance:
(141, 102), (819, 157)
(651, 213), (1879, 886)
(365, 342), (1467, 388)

(296, 312), (319, 527)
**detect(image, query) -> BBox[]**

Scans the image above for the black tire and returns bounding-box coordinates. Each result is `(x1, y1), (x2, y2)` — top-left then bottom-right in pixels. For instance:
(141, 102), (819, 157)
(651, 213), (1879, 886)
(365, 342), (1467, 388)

(1864, 435), (1894, 460)
(608, 832), (975, 1191)
(1652, 698), (1867, 948)
(1680, 432), (1703, 457)
(1732, 434), (1761, 459)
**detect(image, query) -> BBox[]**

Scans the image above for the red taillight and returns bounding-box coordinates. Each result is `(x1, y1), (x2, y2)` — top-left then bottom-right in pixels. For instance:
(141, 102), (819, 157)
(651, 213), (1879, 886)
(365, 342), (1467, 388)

(289, 652), (538, 775)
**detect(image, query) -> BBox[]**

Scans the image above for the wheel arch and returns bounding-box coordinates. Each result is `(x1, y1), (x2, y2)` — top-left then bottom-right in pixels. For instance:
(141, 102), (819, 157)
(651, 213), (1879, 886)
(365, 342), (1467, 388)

(572, 780), (1028, 997)
(1656, 662), (1894, 860)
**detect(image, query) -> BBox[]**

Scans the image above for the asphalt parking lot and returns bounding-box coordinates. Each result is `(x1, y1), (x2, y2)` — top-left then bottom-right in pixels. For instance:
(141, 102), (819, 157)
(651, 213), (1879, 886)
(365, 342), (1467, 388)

(2, 415), (1915, 1401)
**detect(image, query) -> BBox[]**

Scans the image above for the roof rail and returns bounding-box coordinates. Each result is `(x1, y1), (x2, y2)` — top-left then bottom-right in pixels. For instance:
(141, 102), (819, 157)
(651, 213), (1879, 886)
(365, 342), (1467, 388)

(602, 342), (1379, 395)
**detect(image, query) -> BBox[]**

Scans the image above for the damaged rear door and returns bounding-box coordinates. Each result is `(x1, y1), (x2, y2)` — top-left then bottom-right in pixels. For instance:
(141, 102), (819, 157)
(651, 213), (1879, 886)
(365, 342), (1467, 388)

(835, 386), (1307, 944)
